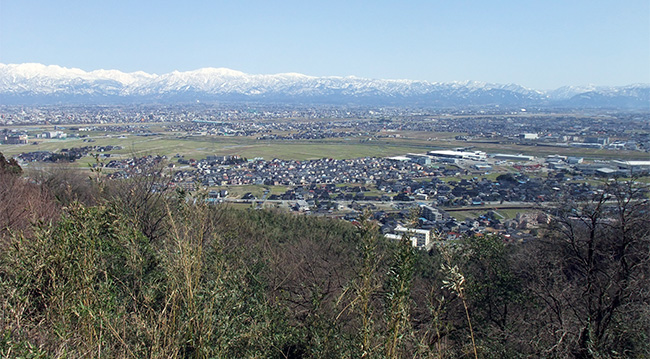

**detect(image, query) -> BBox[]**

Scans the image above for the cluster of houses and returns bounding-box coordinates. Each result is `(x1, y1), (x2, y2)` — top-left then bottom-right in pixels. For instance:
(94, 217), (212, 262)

(17, 145), (123, 163)
(1, 129), (70, 144)
(177, 156), (440, 188)
(164, 119), (373, 141)
(381, 204), (553, 250)
(3, 103), (649, 153)
(262, 172), (610, 213)
(104, 155), (167, 178)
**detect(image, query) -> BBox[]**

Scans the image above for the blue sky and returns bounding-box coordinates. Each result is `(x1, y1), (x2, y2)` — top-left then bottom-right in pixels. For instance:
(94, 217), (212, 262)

(1, 0), (648, 89)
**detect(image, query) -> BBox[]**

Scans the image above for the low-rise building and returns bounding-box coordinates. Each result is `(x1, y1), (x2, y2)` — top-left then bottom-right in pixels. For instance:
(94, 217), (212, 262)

(386, 225), (431, 249)
(519, 133), (539, 140)
(611, 160), (650, 174)
(567, 156), (584, 164)
(420, 205), (443, 222)
(2, 134), (28, 144)
(428, 149), (487, 161)
(491, 153), (535, 161)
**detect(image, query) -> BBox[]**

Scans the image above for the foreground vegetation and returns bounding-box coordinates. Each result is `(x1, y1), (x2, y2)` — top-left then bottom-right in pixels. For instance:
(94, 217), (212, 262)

(0, 154), (648, 358)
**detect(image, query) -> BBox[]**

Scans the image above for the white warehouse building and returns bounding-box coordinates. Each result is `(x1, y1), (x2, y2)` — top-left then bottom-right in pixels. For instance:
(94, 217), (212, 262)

(428, 149), (487, 162)
(611, 160), (650, 174)
(491, 153), (535, 162)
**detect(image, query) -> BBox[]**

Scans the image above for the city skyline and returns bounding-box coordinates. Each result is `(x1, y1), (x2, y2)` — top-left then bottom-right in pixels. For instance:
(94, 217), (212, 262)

(1, 0), (649, 90)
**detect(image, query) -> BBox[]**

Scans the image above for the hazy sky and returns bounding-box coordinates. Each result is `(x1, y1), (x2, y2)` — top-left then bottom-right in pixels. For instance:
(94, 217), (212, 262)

(1, 0), (648, 89)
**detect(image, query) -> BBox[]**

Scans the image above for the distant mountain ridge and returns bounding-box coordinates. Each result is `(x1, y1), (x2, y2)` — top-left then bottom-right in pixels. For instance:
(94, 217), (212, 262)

(1, 63), (648, 109)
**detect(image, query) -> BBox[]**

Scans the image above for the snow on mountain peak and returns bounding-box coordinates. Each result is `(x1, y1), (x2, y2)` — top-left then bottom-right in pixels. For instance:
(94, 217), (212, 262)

(1, 63), (86, 79)
(88, 69), (156, 85)
(0, 63), (648, 108)
(185, 67), (247, 77)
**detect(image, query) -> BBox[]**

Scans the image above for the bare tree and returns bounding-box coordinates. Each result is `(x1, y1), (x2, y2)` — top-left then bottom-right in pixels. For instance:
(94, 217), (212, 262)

(106, 156), (172, 242)
(0, 164), (59, 240)
(523, 179), (650, 358)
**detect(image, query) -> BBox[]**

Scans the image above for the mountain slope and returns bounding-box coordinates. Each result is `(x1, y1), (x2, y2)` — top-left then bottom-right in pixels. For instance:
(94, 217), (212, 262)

(0, 63), (647, 108)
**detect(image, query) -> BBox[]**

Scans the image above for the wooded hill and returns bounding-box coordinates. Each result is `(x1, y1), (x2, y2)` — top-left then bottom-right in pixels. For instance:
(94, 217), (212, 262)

(0, 153), (648, 358)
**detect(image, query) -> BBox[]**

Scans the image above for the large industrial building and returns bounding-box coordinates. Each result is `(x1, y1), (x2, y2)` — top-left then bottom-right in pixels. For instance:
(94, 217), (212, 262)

(491, 153), (535, 162)
(427, 149), (487, 162)
(611, 160), (650, 174)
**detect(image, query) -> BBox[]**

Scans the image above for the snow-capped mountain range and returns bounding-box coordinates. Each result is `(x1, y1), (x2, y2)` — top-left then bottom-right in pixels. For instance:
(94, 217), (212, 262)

(1, 63), (648, 109)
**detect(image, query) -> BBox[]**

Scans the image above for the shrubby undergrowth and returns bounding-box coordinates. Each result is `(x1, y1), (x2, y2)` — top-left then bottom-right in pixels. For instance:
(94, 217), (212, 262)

(0, 155), (648, 358)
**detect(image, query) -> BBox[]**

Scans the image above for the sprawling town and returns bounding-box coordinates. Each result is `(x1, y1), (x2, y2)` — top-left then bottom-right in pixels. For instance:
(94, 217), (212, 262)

(2, 104), (649, 248)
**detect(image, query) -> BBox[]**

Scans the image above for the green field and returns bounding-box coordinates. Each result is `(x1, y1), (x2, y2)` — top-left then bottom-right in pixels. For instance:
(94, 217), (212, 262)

(447, 208), (532, 222)
(2, 124), (648, 171)
(210, 184), (290, 199)
(1, 134), (432, 163)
